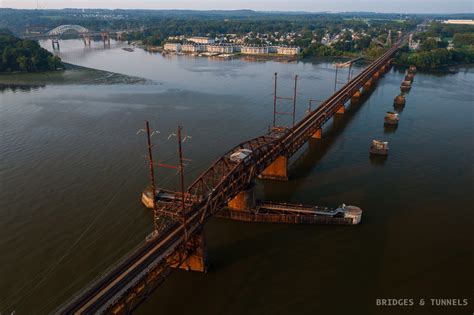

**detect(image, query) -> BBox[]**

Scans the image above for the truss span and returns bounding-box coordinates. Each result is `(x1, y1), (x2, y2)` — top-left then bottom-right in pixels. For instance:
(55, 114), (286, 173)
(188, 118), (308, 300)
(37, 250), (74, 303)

(48, 25), (90, 36)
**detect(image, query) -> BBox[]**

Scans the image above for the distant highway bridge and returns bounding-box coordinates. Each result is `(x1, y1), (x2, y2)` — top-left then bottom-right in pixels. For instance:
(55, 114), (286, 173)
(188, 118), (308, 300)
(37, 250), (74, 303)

(22, 24), (141, 48)
(55, 36), (406, 314)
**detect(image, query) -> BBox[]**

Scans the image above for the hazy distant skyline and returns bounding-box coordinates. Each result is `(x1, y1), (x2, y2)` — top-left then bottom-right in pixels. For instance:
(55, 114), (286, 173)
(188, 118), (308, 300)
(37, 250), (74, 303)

(2, 0), (473, 14)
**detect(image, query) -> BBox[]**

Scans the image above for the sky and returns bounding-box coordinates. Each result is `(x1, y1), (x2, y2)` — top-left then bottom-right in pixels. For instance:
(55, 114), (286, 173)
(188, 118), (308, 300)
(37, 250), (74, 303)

(1, 0), (473, 14)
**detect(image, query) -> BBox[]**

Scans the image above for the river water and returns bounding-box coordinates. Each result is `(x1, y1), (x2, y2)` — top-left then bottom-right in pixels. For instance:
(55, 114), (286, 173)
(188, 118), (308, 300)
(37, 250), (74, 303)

(0, 39), (472, 314)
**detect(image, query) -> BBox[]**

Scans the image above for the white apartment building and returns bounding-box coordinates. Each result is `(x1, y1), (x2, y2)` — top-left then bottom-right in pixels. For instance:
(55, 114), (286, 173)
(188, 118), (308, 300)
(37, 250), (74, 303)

(276, 46), (301, 55)
(181, 43), (207, 53)
(207, 44), (236, 53)
(188, 37), (215, 44)
(241, 45), (269, 55)
(164, 43), (181, 52)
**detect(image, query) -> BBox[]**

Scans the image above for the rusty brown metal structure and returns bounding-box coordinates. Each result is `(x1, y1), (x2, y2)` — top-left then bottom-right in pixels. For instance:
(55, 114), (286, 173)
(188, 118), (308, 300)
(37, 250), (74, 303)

(56, 39), (403, 315)
(144, 121), (159, 232)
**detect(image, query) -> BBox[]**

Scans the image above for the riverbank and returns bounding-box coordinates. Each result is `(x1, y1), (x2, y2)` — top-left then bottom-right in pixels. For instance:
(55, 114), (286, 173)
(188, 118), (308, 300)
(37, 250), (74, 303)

(0, 63), (151, 87)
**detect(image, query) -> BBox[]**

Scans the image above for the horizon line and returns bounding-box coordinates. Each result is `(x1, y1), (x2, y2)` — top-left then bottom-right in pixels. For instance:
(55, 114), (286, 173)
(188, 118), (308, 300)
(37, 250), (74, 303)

(1, 7), (474, 15)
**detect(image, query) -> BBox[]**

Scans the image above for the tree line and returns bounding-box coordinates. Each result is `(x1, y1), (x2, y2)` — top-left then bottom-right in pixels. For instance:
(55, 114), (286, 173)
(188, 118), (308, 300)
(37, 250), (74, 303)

(300, 20), (418, 59)
(0, 29), (62, 73)
(396, 22), (474, 69)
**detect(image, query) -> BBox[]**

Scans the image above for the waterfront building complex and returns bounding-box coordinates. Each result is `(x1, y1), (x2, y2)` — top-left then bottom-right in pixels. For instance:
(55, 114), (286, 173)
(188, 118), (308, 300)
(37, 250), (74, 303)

(164, 39), (301, 56)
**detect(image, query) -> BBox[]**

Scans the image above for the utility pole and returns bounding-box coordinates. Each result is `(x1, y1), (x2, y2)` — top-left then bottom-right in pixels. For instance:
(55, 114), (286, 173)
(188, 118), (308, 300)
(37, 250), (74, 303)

(347, 62), (353, 82)
(159, 126), (192, 241)
(292, 75), (298, 127)
(307, 99), (313, 115)
(175, 125), (189, 242)
(145, 121), (159, 233)
(272, 73), (298, 129)
(177, 126), (186, 216)
(273, 72), (278, 127)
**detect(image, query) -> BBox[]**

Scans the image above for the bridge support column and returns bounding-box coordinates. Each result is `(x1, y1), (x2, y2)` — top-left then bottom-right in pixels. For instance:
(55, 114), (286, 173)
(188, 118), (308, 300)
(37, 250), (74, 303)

(373, 71), (380, 80)
(101, 33), (111, 47)
(352, 90), (361, 99)
(336, 104), (345, 114)
(170, 230), (207, 272)
(51, 38), (60, 50)
(83, 35), (91, 46)
(363, 79), (373, 91)
(259, 155), (288, 181)
(228, 185), (256, 211)
(311, 128), (322, 139)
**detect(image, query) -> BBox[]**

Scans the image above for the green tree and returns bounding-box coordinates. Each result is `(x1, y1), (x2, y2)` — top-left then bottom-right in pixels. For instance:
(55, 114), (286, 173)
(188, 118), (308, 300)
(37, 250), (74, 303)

(421, 38), (438, 51)
(16, 55), (28, 71)
(453, 33), (474, 47)
(0, 28), (62, 72)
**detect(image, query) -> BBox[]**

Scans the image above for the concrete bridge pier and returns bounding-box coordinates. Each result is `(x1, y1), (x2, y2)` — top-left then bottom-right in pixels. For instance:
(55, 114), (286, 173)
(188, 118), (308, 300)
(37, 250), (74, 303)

(311, 128), (322, 139)
(335, 103), (345, 114)
(363, 79), (373, 92)
(170, 229), (207, 272)
(383, 60), (392, 72)
(259, 155), (288, 181)
(101, 32), (111, 47)
(51, 38), (60, 50)
(352, 90), (362, 100)
(82, 35), (91, 46)
(228, 184), (256, 210)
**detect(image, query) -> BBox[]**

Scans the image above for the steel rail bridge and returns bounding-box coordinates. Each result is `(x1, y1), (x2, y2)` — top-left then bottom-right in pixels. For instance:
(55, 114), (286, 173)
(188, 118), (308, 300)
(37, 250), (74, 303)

(57, 39), (403, 315)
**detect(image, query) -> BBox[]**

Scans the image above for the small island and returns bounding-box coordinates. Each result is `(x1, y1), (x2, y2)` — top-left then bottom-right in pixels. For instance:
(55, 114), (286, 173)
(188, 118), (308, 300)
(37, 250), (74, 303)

(0, 29), (62, 73)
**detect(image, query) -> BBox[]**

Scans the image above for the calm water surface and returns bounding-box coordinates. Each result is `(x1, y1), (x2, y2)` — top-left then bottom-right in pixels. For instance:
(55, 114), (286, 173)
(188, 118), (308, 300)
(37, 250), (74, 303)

(0, 39), (472, 314)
